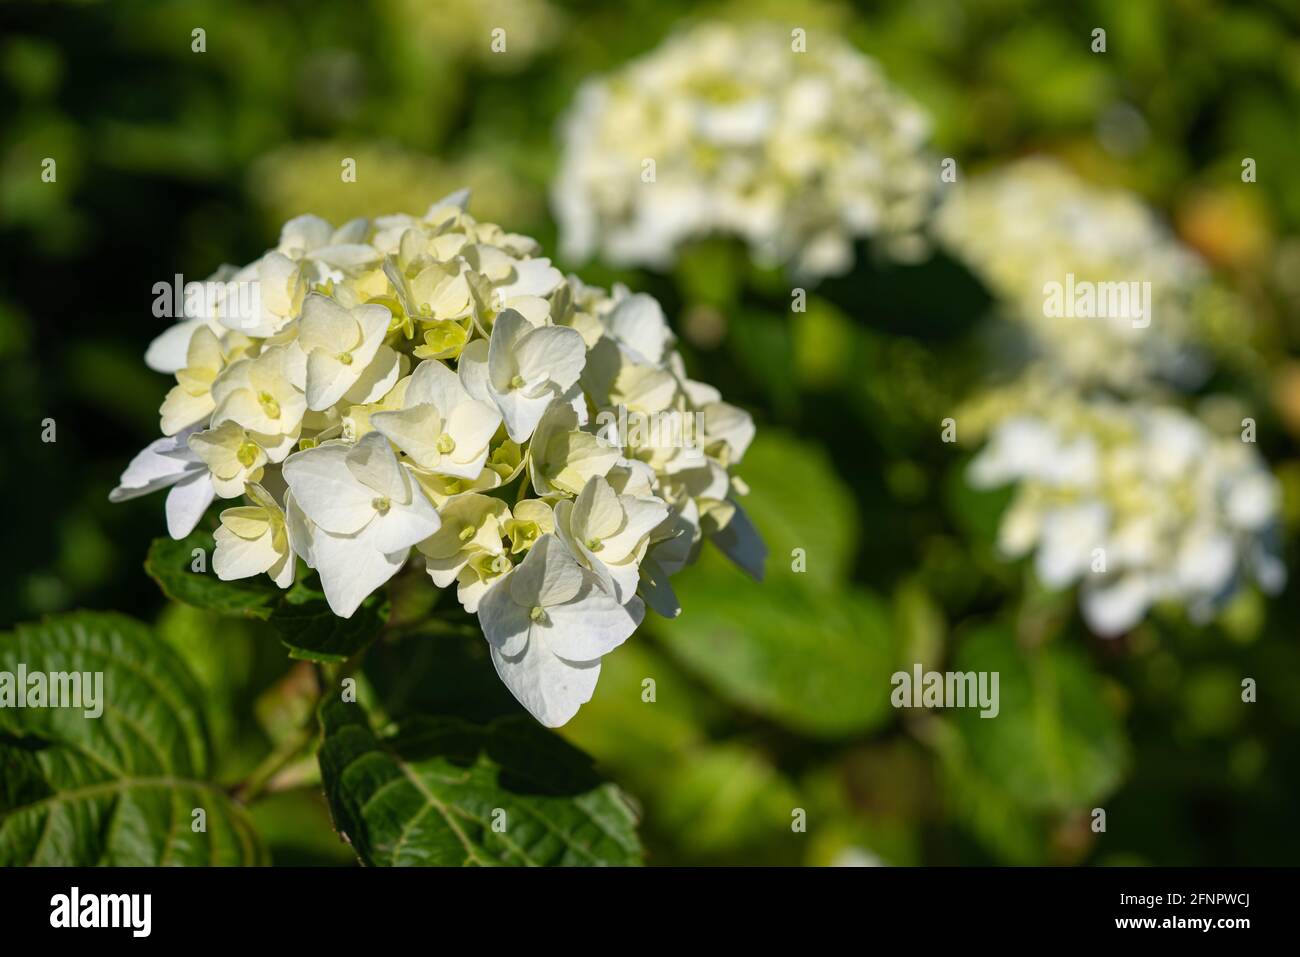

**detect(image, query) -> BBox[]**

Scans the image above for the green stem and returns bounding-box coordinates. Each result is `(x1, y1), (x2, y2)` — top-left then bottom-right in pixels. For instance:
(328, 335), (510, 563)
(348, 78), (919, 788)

(233, 723), (315, 805)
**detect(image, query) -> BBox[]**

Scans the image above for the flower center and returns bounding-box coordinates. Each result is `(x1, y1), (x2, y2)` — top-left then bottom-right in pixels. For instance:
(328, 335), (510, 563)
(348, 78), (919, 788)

(529, 605), (545, 622)
(436, 433), (456, 454)
(585, 537), (603, 552)
(336, 351), (354, 366)
(257, 391), (281, 419)
(371, 496), (391, 515)
(458, 524), (476, 543)
(509, 373), (526, 390)
(490, 555), (510, 574)
(236, 440), (260, 468)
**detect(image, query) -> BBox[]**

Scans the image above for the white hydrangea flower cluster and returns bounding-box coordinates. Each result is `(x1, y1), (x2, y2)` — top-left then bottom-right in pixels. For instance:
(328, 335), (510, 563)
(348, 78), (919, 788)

(552, 21), (935, 278)
(934, 157), (1212, 391)
(112, 192), (764, 726)
(969, 393), (1284, 637)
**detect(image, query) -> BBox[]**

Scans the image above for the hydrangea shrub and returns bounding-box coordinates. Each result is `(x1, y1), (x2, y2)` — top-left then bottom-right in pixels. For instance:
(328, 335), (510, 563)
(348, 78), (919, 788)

(113, 192), (764, 727)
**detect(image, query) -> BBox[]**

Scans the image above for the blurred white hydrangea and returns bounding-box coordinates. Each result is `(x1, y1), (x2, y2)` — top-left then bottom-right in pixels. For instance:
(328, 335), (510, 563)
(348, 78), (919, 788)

(113, 192), (764, 727)
(969, 393), (1284, 636)
(934, 158), (1216, 391)
(552, 21), (935, 278)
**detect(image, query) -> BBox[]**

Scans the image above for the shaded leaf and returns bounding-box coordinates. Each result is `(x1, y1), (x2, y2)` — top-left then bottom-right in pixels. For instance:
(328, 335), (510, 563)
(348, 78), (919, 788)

(317, 698), (643, 866)
(269, 581), (389, 664)
(653, 553), (897, 737)
(731, 429), (858, 591)
(145, 529), (280, 619)
(0, 612), (265, 865)
(364, 629), (523, 724)
(950, 625), (1128, 812)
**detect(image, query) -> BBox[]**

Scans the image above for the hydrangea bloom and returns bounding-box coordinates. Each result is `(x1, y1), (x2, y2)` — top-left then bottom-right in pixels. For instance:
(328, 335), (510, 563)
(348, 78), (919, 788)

(114, 193), (764, 726)
(552, 21), (935, 278)
(968, 393), (1284, 636)
(934, 158), (1219, 391)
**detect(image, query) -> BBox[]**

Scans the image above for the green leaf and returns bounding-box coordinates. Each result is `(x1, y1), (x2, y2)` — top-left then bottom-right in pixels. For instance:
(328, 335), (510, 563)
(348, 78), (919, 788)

(732, 429), (859, 592)
(560, 644), (803, 863)
(0, 612), (266, 865)
(949, 625), (1128, 813)
(317, 698), (642, 866)
(155, 602), (257, 766)
(561, 642), (717, 769)
(653, 553), (898, 737)
(269, 581), (389, 664)
(145, 529), (280, 619)
(363, 629), (524, 724)
(932, 720), (1048, 865)
(652, 744), (802, 862)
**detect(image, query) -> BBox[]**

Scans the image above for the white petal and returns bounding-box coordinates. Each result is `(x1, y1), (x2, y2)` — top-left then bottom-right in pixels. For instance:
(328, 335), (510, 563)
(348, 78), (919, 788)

(405, 358), (467, 411)
(479, 575), (531, 657)
(1035, 503), (1107, 588)
(487, 309), (532, 383)
(603, 496), (669, 559)
(509, 534), (583, 607)
(283, 444), (376, 534)
(606, 292), (673, 366)
(490, 636), (602, 727)
(457, 339), (492, 403)
(553, 499), (617, 595)
(425, 551), (470, 588)
(110, 429), (203, 501)
(345, 431), (407, 500)
(269, 550), (295, 589)
(311, 528), (406, 618)
(601, 560), (642, 605)
(446, 401), (501, 464)
(573, 476), (622, 540)
(284, 490), (315, 566)
(145, 319), (205, 374)
(305, 350), (357, 411)
(516, 325), (587, 392)
(544, 587), (643, 660)
(370, 405), (443, 470)
(1174, 529), (1237, 595)
(1081, 576), (1153, 637)
(495, 257), (563, 302)
(165, 472), (216, 539)
(299, 293), (357, 352)
(315, 243), (381, 269)
(343, 344), (402, 406)
(427, 188), (470, 215)
(493, 387), (555, 444)
(702, 401), (755, 462)
(363, 486), (440, 553)
(213, 526), (278, 579)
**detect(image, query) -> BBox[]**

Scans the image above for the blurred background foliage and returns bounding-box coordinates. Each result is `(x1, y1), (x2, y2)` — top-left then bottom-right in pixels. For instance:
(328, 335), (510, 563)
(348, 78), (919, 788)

(2, 0), (1300, 865)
